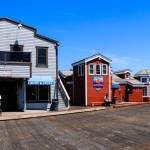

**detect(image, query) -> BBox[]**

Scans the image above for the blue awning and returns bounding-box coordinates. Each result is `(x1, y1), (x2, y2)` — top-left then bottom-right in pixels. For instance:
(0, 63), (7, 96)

(28, 76), (55, 85)
(112, 84), (120, 89)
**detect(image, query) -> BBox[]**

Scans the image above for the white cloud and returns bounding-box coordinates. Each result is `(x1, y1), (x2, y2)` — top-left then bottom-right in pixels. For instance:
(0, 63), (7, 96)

(105, 54), (150, 75)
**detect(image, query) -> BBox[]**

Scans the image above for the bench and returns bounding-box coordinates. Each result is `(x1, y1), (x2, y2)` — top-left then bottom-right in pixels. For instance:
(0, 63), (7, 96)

(91, 102), (103, 107)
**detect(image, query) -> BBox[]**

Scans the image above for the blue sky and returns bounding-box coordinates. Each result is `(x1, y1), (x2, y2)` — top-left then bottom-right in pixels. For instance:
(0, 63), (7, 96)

(1, 0), (150, 74)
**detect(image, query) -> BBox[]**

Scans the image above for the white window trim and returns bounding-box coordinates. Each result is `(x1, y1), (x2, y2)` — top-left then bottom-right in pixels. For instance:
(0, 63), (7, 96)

(102, 64), (108, 75)
(125, 74), (130, 79)
(96, 64), (101, 75)
(141, 77), (148, 84)
(89, 64), (94, 75)
(78, 64), (84, 76)
(143, 86), (148, 97)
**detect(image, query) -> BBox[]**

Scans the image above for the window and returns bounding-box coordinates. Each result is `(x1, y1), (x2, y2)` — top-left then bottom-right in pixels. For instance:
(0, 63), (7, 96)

(143, 86), (148, 96)
(102, 64), (108, 75)
(125, 74), (130, 79)
(78, 64), (84, 76)
(36, 47), (48, 67)
(89, 64), (94, 75)
(141, 77), (148, 83)
(96, 64), (101, 74)
(26, 85), (50, 102)
(10, 45), (23, 51)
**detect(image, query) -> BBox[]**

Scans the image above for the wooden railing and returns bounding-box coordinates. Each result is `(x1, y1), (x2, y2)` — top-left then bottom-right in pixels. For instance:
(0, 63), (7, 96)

(58, 77), (70, 108)
(0, 51), (31, 63)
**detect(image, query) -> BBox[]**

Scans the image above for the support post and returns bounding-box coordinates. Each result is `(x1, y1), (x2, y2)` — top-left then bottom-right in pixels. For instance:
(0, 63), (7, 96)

(0, 95), (1, 116)
(55, 44), (58, 99)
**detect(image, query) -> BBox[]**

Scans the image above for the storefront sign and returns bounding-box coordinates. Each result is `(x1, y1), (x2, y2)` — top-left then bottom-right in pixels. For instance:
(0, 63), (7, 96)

(0, 68), (12, 77)
(28, 76), (55, 85)
(93, 76), (104, 89)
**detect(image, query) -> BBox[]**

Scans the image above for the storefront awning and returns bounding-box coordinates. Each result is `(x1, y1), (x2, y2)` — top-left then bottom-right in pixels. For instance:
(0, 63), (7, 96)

(28, 76), (55, 85)
(112, 84), (120, 89)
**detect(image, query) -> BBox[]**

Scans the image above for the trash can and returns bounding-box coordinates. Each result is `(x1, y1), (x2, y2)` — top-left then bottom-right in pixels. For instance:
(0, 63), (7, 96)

(113, 97), (118, 104)
(50, 98), (59, 111)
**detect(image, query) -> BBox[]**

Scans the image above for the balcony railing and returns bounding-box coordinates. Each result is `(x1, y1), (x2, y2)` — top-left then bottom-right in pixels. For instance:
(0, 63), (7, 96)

(0, 51), (31, 63)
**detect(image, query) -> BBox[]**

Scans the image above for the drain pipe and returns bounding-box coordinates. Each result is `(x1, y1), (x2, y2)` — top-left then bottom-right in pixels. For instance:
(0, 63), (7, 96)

(55, 44), (58, 99)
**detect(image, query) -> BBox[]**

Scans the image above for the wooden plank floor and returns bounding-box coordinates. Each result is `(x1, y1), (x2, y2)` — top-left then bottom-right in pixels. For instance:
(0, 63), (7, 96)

(0, 104), (150, 150)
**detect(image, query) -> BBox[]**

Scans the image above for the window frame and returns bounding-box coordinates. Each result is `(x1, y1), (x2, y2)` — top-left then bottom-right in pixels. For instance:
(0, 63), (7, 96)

(96, 64), (101, 75)
(78, 64), (84, 76)
(10, 45), (24, 52)
(36, 46), (48, 67)
(26, 85), (50, 103)
(141, 77), (148, 83)
(102, 64), (108, 75)
(89, 64), (94, 75)
(143, 86), (148, 97)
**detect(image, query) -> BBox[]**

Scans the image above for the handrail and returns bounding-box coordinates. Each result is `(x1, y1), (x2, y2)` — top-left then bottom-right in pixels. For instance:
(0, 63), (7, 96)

(58, 77), (70, 101)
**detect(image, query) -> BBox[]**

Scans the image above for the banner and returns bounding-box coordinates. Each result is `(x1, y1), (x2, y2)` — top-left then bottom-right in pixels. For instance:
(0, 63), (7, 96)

(93, 76), (104, 88)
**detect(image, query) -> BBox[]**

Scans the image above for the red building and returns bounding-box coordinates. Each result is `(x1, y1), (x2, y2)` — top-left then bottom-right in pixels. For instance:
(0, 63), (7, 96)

(112, 69), (143, 103)
(72, 54), (112, 106)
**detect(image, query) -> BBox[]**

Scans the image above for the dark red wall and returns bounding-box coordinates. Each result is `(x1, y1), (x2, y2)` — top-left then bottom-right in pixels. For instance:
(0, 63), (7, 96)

(129, 87), (143, 102)
(73, 65), (85, 106)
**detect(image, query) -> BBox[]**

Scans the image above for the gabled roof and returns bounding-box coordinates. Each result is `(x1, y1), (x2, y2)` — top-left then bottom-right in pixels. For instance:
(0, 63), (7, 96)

(59, 70), (73, 78)
(0, 17), (59, 45)
(72, 53), (112, 67)
(113, 69), (132, 75)
(112, 72), (143, 87)
(134, 69), (150, 77)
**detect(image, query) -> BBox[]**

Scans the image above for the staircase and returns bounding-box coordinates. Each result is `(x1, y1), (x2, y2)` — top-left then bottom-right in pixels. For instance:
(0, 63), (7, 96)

(57, 77), (70, 110)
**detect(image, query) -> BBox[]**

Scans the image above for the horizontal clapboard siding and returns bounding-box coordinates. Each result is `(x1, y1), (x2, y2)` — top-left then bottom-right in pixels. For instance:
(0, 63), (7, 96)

(0, 20), (56, 75)
(0, 20), (56, 100)
(0, 64), (31, 78)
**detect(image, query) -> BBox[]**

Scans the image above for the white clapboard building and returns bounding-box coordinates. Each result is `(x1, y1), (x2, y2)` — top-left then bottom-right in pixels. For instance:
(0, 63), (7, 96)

(0, 17), (70, 111)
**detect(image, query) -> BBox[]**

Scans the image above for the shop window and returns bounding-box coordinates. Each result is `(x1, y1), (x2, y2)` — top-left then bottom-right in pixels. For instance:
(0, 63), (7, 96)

(78, 64), (84, 76)
(39, 85), (49, 101)
(89, 64), (94, 75)
(102, 64), (108, 75)
(96, 64), (101, 74)
(143, 86), (148, 96)
(36, 47), (48, 67)
(26, 85), (50, 102)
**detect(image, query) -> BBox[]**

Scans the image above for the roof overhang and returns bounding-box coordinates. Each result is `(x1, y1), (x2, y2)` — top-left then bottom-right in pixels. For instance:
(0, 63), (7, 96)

(0, 17), (59, 45)
(72, 53), (112, 67)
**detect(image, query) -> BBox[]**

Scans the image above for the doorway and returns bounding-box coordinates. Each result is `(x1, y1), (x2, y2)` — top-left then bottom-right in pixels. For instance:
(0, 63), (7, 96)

(0, 81), (18, 111)
(125, 84), (132, 102)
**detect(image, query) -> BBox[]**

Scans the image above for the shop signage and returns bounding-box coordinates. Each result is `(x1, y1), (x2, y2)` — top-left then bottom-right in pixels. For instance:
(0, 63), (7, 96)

(0, 68), (12, 77)
(93, 76), (104, 90)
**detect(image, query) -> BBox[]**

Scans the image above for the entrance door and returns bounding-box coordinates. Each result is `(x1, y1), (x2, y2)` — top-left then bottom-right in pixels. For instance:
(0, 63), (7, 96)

(0, 82), (17, 111)
(125, 85), (132, 102)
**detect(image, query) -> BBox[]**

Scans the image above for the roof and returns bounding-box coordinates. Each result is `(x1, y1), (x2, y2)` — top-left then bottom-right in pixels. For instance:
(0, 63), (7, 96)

(113, 69), (132, 75)
(72, 53), (112, 67)
(134, 69), (150, 77)
(59, 70), (73, 78)
(112, 72), (143, 87)
(0, 17), (59, 45)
